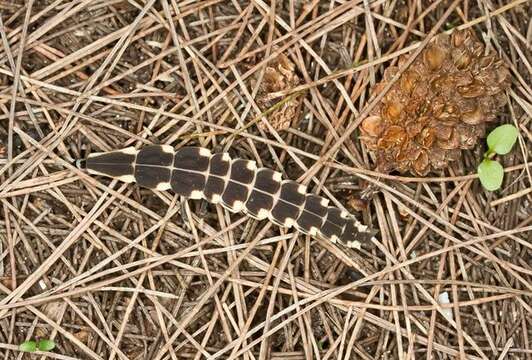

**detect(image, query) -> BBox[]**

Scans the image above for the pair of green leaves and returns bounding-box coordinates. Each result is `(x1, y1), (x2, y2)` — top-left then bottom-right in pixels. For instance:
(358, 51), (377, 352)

(478, 124), (518, 191)
(19, 339), (55, 353)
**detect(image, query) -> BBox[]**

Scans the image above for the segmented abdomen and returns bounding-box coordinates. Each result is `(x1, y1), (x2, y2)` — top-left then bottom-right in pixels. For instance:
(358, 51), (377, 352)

(83, 145), (375, 248)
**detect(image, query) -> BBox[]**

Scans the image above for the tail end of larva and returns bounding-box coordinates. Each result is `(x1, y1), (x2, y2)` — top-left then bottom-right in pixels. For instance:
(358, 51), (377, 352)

(337, 218), (378, 250)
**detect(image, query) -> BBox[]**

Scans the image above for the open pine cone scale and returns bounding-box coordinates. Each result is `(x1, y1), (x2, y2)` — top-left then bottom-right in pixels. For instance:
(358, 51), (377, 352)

(361, 29), (511, 176)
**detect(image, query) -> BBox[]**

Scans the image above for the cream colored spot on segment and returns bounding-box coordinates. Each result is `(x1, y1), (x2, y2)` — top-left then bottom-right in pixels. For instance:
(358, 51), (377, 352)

(117, 175), (136, 183)
(297, 185), (306, 194)
(222, 153), (231, 161)
(308, 226), (318, 236)
(160, 145), (174, 154)
(355, 221), (368, 232)
(189, 190), (203, 199)
(320, 198), (329, 207)
(284, 218), (295, 228)
(199, 148), (212, 157)
(346, 240), (361, 250)
(272, 171), (282, 182)
(256, 209), (269, 220)
(246, 161), (257, 171)
(121, 147), (138, 155)
(210, 194), (221, 204)
(232, 201), (244, 213)
(155, 182), (171, 191)
(329, 235), (339, 244)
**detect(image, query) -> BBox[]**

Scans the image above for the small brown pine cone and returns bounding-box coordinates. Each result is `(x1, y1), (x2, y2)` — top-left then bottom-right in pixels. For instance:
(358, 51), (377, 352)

(254, 53), (302, 132)
(360, 29), (511, 176)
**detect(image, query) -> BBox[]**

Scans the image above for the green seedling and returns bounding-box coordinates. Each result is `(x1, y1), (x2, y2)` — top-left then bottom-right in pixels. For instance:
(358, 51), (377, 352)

(19, 339), (55, 353)
(478, 124), (518, 191)
(19, 341), (36, 352)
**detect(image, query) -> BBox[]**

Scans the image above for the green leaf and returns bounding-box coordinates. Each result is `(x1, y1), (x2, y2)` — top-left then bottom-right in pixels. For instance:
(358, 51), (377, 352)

(478, 159), (504, 191)
(37, 339), (56, 352)
(19, 341), (37, 352)
(487, 124), (518, 155)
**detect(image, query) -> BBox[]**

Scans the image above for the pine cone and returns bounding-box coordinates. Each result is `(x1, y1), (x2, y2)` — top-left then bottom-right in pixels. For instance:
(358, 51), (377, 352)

(360, 29), (511, 176)
(254, 53), (302, 132)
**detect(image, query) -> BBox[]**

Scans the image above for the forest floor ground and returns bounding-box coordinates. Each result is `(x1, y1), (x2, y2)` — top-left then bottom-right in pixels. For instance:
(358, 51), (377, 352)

(0, 1), (530, 359)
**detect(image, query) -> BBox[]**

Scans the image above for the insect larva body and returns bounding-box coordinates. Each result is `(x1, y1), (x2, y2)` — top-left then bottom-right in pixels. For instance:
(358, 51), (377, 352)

(80, 145), (376, 249)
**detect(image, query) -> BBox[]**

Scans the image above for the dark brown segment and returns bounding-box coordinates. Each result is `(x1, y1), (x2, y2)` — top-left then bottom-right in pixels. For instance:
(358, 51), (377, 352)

(136, 145), (173, 166)
(86, 150), (135, 177)
(319, 207), (347, 240)
(230, 159), (255, 184)
(204, 153), (231, 202)
(245, 190), (274, 219)
(320, 220), (343, 240)
(219, 159), (256, 212)
(243, 168), (281, 219)
(221, 181), (249, 212)
(303, 195), (328, 217)
(204, 176), (225, 202)
(253, 168), (281, 194)
(270, 181), (305, 227)
(171, 169), (206, 198)
(278, 181), (305, 207)
(209, 153), (231, 176)
(135, 165), (171, 189)
(326, 207), (349, 228)
(270, 200), (299, 227)
(339, 219), (370, 243)
(295, 195), (327, 234)
(173, 147), (209, 172)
